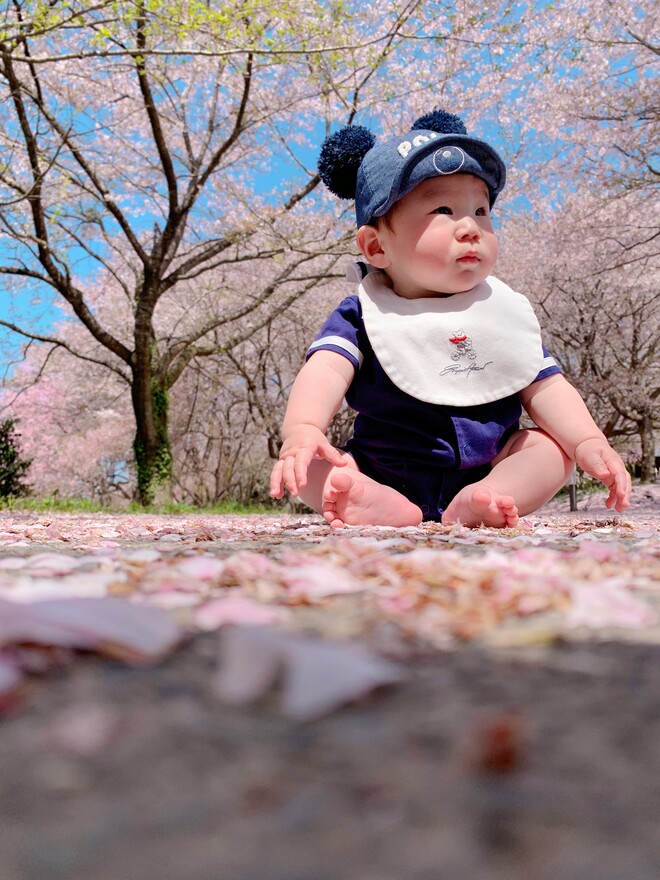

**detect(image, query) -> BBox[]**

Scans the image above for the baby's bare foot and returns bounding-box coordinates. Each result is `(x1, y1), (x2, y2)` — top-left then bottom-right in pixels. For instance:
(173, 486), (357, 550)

(441, 486), (519, 528)
(322, 472), (422, 529)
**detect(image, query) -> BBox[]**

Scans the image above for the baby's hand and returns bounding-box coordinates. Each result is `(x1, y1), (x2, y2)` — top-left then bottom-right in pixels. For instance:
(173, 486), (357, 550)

(574, 438), (632, 512)
(270, 425), (347, 500)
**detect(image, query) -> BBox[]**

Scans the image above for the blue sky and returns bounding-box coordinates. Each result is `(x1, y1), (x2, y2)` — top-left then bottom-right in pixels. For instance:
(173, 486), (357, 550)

(0, 288), (60, 368)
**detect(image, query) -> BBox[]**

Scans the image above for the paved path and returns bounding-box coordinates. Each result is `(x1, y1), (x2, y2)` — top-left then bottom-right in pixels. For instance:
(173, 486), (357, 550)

(0, 487), (658, 879)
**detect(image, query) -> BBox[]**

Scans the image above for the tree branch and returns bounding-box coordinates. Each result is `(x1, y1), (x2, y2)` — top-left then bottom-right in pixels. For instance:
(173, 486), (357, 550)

(627, 30), (660, 56)
(134, 9), (179, 228)
(166, 271), (340, 389)
(0, 319), (132, 383)
(2, 36), (429, 66)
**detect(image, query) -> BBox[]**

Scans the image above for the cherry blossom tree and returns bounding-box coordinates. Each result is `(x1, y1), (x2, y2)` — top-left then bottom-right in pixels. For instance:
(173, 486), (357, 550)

(167, 284), (357, 505)
(0, 0), (656, 501)
(499, 184), (659, 481)
(2, 278), (353, 505)
(3, 340), (133, 501)
(0, 0), (533, 504)
(477, 0), (658, 211)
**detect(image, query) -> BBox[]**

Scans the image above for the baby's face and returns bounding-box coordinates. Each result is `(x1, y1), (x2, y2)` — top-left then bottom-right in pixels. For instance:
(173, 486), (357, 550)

(373, 174), (498, 299)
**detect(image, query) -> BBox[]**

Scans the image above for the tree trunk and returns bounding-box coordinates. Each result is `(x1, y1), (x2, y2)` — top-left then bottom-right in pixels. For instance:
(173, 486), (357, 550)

(131, 308), (173, 506)
(638, 412), (657, 483)
(132, 375), (173, 506)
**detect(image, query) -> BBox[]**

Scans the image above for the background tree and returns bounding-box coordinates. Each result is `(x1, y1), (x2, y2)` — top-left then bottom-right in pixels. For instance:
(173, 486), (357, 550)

(499, 184), (659, 481)
(0, 417), (31, 498)
(0, 0), (533, 504)
(3, 340), (132, 501)
(1, 278), (356, 505)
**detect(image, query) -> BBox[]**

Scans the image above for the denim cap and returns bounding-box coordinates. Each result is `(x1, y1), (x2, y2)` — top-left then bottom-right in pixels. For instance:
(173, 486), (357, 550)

(355, 130), (506, 227)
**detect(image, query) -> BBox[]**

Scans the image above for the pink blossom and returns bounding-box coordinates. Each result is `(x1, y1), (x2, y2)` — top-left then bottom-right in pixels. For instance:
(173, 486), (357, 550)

(568, 580), (656, 629)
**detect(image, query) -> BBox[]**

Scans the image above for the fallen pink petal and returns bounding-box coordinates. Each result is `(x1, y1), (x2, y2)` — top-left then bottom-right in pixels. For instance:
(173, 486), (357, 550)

(195, 595), (290, 630)
(214, 626), (404, 721)
(0, 596), (182, 662)
(568, 579), (657, 629)
(279, 559), (366, 599)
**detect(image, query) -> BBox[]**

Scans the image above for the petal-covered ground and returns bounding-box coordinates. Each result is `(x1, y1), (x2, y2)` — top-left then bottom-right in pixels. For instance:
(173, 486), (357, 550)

(0, 486), (658, 717)
(0, 486), (659, 879)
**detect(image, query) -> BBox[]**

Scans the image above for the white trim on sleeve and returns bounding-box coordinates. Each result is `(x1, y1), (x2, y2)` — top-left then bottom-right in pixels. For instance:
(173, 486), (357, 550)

(307, 336), (364, 367)
(540, 355), (558, 370)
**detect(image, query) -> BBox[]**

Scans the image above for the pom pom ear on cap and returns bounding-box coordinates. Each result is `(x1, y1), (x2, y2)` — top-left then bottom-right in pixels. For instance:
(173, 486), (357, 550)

(318, 125), (376, 200)
(411, 109), (468, 136)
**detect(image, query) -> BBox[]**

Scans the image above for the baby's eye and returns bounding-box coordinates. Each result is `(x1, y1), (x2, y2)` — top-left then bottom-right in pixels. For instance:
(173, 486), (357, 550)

(476, 207), (489, 216)
(434, 206), (452, 215)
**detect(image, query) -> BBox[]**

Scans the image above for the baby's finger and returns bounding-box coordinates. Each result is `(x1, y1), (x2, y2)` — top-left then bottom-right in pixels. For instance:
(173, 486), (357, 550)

(281, 456), (300, 497)
(614, 470), (632, 511)
(294, 450), (313, 492)
(604, 467), (631, 511)
(319, 439), (348, 467)
(269, 460), (284, 498)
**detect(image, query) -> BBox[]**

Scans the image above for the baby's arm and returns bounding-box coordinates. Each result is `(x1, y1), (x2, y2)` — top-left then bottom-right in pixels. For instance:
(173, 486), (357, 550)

(521, 374), (631, 511)
(270, 350), (354, 500)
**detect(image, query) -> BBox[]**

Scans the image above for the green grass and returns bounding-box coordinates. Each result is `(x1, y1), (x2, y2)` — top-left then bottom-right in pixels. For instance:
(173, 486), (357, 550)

(0, 497), (105, 513)
(0, 496), (278, 515)
(125, 500), (277, 515)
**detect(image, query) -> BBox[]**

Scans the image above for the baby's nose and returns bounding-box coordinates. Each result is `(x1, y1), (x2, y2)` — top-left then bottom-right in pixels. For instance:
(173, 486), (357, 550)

(457, 219), (480, 240)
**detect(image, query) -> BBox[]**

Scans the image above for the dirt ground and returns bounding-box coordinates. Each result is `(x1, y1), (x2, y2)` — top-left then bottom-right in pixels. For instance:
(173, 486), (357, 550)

(1, 486), (659, 880)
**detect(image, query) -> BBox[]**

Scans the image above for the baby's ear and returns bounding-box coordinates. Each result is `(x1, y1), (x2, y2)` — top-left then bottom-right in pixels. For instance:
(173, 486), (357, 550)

(356, 225), (390, 269)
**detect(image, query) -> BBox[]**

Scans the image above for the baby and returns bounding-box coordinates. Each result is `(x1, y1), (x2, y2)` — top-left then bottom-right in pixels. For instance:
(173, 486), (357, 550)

(270, 109), (631, 528)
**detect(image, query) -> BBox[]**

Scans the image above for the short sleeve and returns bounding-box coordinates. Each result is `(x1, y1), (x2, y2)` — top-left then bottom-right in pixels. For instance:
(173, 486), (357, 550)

(532, 344), (562, 383)
(306, 295), (366, 371)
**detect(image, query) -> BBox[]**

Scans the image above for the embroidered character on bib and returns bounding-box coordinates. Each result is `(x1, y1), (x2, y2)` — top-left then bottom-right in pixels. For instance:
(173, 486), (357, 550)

(449, 330), (477, 361)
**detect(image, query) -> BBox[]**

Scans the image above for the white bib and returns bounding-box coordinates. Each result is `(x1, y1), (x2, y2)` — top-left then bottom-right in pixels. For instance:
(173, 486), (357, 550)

(356, 266), (544, 406)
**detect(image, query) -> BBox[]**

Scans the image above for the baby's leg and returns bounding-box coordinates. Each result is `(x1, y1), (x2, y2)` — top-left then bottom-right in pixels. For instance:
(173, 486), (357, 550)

(442, 429), (572, 528)
(299, 458), (423, 528)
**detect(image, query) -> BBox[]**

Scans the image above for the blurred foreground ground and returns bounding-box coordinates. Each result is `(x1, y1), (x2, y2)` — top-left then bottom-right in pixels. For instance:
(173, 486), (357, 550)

(0, 485), (659, 880)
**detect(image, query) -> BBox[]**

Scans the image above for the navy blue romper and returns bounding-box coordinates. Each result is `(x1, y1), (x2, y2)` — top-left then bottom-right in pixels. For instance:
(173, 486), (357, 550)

(307, 295), (561, 521)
